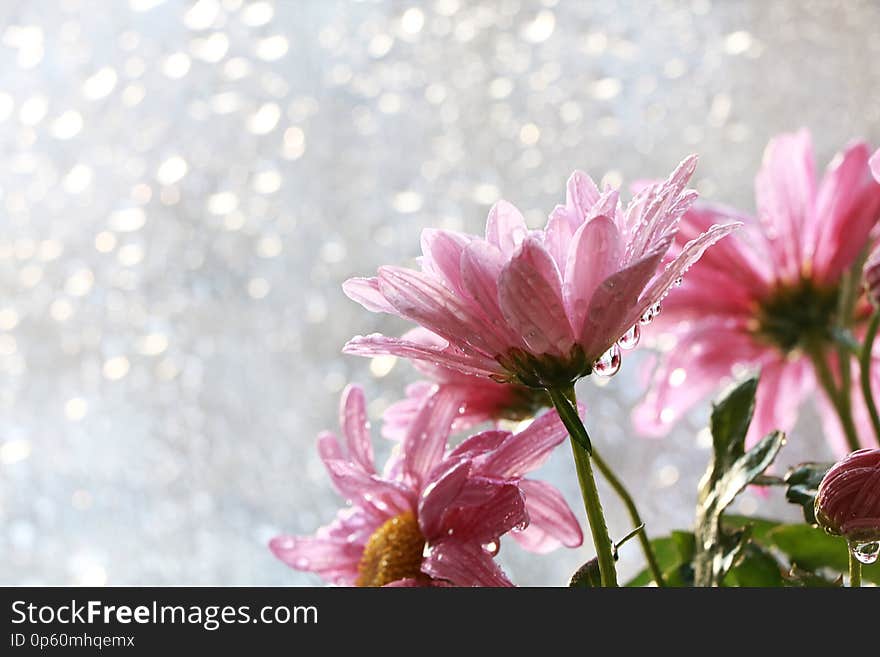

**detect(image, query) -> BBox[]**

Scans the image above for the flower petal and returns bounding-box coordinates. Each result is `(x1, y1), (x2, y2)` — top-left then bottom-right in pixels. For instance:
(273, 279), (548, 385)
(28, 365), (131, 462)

(344, 333), (503, 379)
(323, 458), (414, 515)
(563, 215), (623, 336)
(871, 149), (880, 182)
(269, 534), (363, 584)
(754, 129), (816, 280)
(381, 381), (436, 441)
(342, 277), (397, 314)
(747, 357), (812, 448)
(812, 141), (880, 284)
(498, 237), (574, 357)
(420, 228), (472, 294)
(485, 200), (528, 256)
(339, 385), (375, 474)
(401, 388), (461, 487)
(459, 240), (524, 348)
(476, 408), (569, 478)
(418, 458), (471, 539)
(511, 479), (583, 553)
(564, 170), (602, 224)
(422, 540), (514, 587)
(442, 482), (527, 543)
(448, 429), (511, 460)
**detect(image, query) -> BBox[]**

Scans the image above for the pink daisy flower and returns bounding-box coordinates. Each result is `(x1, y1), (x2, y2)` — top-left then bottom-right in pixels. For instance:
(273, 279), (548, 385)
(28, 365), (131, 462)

(343, 156), (738, 391)
(381, 328), (549, 441)
(872, 149), (879, 182)
(270, 385), (582, 587)
(634, 130), (880, 452)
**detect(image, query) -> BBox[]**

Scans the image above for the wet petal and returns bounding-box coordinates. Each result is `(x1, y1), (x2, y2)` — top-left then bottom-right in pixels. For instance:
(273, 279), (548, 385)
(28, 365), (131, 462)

(511, 479), (583, 553)
(485, 200), (528, 256)
(342, 277), (397, 314)
(339, 385), (374, 474)
(564, 215), (622, 335)
(422, 540), (514, 587)
(476, 408), (569, 478)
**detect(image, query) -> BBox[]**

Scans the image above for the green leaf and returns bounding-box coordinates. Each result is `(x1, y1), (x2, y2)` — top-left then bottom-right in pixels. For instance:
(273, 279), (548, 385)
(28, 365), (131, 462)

(765, 524), (880, 584)
(693, 375), (786, 586)
(626, 531), (695, 587)
(569, 558), (602, 588)
(723, 543), (785, 587)
(783, 462), (833, 524)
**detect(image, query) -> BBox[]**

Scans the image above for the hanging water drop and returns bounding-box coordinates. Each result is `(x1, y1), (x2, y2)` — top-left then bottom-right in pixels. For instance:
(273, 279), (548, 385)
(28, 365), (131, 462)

(673, 276), (683, 287)
(850, 540), (880, 565)
(639, 302), (662, 325)
(482, 540), (500, 556)
(593, 344), (621, 377)
(618, 324), (641, 350)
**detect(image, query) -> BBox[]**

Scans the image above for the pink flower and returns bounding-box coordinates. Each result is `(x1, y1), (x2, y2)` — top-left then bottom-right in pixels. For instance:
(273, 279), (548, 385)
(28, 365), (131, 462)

(872, 149), (880, 182)
(634, 131), (880, 452)
(343, 156), (738, 390)
(815, 448), (880, 543)
(381, 328), (549, 441)
(270, 385), (583, 587)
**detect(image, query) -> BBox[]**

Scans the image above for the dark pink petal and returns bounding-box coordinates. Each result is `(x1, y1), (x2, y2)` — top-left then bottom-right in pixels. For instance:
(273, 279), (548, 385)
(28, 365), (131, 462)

(269, 534), (363, 584)
(401, 388), (461, 487)
(343, 333), (503, 379)
(378, 266), (507, 357)
(322, 458), (414, 515)
(812, 141), (880, 284)
(418, 459), (471, 539)
(563, 215), (623, 335)
(342, 277), (397, 314)
(422, 540), (514, 587)
(579, 246), (668, 359)
(754, 130), (816, 280)
(485, 200), (528, 256)
(339, 385), (375, 474)
(420, 228), (472, 294)
(498, 237), (574, 357)
(476, 408), (569, 479)
(747, 357), (813, 447)
(448, 429), (510, 460)
(441, 482), (527, 543)
(635, 222), (741, 325)
(511, 479), (583, 553)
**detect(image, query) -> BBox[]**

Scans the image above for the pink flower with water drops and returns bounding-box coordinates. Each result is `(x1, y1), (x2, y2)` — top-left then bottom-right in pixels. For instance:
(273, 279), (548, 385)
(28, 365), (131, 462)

(871, 149), (880, 182)
(270, 385), (583, 587)
(343, 156), (738, 390)
(381, 328), (550, 441)
(634, 130), (880, 452)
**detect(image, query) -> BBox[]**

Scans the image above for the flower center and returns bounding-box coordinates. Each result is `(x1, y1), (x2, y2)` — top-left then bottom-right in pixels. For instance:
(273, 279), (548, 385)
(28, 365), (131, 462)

(356, 511), (427, 587)
(751, 280), (839, 354)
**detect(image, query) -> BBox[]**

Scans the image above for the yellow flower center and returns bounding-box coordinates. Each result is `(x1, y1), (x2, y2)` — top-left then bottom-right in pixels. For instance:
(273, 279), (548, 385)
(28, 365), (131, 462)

(356, 511), (428, 587)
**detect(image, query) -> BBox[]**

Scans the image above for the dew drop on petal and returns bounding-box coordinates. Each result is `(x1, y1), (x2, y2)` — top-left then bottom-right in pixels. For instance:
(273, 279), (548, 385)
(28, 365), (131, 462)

(639, 302), (662, 325)
(482, 540), (499, 556)
(850, 540), (880, 565)
(593, 344), (621, 377)
(294, 557), (311, 569)
(617, 324), (640, 350)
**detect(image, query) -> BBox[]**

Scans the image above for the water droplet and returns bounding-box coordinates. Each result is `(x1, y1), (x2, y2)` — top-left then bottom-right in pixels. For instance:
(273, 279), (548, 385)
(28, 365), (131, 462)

(673, 276), (683, 287)
(294, 557), (311, 569)
(639, 302), (662, 325)
(482, 540), (499, 556)
(593, 344), (621, 377)
(850, 540), (880, 565)
(617, 324), (640, 350)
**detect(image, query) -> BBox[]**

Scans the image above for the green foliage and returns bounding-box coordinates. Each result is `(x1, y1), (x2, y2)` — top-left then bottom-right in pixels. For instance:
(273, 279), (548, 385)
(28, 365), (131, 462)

(783, 462), (833, 524)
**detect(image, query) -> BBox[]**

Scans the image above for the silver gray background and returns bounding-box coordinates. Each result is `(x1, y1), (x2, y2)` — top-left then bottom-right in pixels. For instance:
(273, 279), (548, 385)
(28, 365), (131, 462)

(1, 0), (878, 586)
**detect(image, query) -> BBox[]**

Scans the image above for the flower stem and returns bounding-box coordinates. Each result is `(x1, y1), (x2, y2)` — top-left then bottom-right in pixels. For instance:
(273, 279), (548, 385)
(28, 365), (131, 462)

(859, 312), (880, 446)
(810, 349), (861, 453)
(590, 450), (665, 587)
(849, 547), (862, 588)
(547, 387), (618, 587)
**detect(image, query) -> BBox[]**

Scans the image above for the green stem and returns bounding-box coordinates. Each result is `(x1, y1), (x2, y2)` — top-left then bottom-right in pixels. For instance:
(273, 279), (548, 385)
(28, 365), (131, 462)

(547, 387), (618, 587)
(849, 547), (862, 588)
(859, 312), (880, 446)
(810, 349), (861, 452)
(591, 450), (665, 587)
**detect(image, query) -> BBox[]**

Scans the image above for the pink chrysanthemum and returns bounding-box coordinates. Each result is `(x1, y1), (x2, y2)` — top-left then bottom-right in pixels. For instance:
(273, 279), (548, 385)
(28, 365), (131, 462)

(270, 385), (582, 587)
(634, 131), (880, 452)
(381, 328), (549, 441)
(342, 156), (738, 390)
(815, 448), (880, 543)
(872, 149), (880, 182)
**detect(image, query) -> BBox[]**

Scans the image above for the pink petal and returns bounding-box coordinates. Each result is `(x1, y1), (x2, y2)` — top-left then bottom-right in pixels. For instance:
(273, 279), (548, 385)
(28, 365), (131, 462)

(635, 221), (741, 325)
(441, 482), (527, 543)
(380, 381), (436, 441)
(378, 266), (507, 357)
(339, 385), (375, 474)
(871, 149), (880, 182)
(544, 212), (576, 272)
(511, 479), (583, 553)
(476, 408), (569, 478)
(448, 429), (510, 460)
(401, 388), (461, 487)
(418, 459), (471, 539)
(564, 170), (602, 224)
(343, 333), (503, 379)
(420, 228), (472, 294)
(747, 357), (813, 448)
(632, 320), (765, 437)
(485, 200), (528, 256)
(269, 534), (363, 584)
(422, 540), (514, 587)
(563, 215), (623, 336)
(812, 141), (880, 284)
(322, 458), (414, 515)
(342, 277), (397, 314)
(579, 246), (668, 359)
(754, 129), (816, 281)
(498, 237), (574, 357)
(459, 240), (524, 348)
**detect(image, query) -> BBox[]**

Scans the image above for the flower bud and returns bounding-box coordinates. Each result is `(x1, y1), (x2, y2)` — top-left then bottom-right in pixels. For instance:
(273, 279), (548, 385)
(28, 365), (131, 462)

(814, 448), (880, 543)
(864, 246), (880, 308)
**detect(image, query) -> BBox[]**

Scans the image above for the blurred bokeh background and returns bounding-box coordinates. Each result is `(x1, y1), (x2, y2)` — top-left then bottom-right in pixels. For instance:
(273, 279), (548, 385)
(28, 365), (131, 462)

(1, 0), (879, 585)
